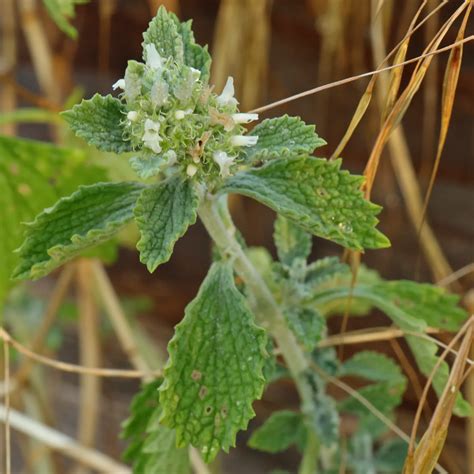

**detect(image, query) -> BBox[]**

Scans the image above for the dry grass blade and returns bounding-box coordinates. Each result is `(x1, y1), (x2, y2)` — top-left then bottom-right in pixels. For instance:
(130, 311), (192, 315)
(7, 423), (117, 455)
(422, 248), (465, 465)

(404, 317), (474, 474)
(381, 38), (409, 121)
(330, 76), (375, 160)
(363, 1), (468, 198)
(330, 0), (447, 159)
(417, 3), (472, 240)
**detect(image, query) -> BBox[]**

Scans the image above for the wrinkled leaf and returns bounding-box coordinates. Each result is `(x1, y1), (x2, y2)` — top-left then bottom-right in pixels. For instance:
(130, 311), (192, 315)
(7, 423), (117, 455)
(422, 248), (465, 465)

(135, 177), (198, 272)
(247, 115), (326, 161)
(62, 94), (132, 153)
(160, 262), (267, 462)
(221, 156), (390, 251)
(13, 182), (144, 280)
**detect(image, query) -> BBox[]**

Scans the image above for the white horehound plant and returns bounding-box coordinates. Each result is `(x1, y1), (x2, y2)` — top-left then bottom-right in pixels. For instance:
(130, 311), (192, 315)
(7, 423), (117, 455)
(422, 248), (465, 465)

(12, 7), (470, 473)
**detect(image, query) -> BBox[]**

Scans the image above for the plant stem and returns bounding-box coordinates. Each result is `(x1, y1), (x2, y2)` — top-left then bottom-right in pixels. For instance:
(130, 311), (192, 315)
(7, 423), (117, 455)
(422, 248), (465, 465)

(198, 192), (314, 414)
(298, 430), (319, 474)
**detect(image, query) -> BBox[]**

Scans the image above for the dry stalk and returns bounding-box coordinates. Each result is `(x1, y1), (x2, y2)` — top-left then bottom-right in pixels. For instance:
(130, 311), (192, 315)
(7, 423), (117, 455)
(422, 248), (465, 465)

(18, 0), (61, 103)
(404, 317), (474, 473)
(0, 404), (131, 473)
(417, 3), (472, 241)
(213, 0), (271, 111)
(0, 0), (17, 136)
(0, 327), (157, 382)
(13, 265), (75, 394)
(74, 260), (101, 474)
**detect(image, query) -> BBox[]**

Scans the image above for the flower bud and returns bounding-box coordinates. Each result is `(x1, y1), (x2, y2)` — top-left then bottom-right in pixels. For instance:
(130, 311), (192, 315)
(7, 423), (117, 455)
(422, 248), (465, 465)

(230, 135), (258, 147)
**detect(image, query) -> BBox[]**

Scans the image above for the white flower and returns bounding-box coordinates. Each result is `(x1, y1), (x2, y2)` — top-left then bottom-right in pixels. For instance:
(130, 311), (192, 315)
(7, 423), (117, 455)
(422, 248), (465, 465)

(217, 76), (238, 107)
(186, 164), (198, 177)
(145, 44), (163, 71)
(232, 113), (258, 124)
(231, 135), (258, 147)
(213, 151), (235, 177)
(127, 111), (138, 122)
(112, 79), (125, 90)
(164, 150), (177, 166)
(142, 118), (162, 154)
(175, 109), (193, 120)
(151, 80), (169, 108)
(190, 67), (201, 79)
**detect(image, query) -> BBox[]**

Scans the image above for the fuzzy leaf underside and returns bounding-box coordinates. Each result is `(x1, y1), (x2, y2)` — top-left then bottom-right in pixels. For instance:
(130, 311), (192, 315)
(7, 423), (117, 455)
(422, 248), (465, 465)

(0, 135), (105, 302)
(42, 0), (89, 38)
(143, 6), (211, 81)
(62, 94), (132, 153)
(274, 214), (312, 265)
(13, 182), (144, 280)
(122, 380), (190, 474)
(248, 410), (306, 454)
(284, 307), (325, 351)
(247, 115), (326, 161)
(159, 262), (267, 462)
(221, 156), (390, 251)
(135, 177), (198, 272)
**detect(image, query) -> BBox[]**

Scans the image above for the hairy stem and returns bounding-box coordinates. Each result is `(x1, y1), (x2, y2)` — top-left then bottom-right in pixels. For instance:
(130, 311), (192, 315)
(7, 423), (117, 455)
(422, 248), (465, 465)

(198, 192), (315, 414)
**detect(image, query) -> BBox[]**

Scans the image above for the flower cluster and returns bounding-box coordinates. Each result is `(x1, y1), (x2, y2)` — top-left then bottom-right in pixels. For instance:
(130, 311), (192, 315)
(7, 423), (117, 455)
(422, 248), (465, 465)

(113, 44), (258, 181)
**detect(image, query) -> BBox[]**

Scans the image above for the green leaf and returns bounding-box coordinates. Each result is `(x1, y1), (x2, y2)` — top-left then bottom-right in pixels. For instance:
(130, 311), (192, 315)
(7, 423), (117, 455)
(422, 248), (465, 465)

(340, 351), (406, 384)
(274, 215), (312, 266)
(62, 94), (132, 153)
(160, 261), (267, 462)
(371, 282), (471, 417)
(143, 6), (184, 64)
(221, 156), (390, 251)
(142, 409), (190, 474)
(374, 280), (466, 331)
(0, 135), (105, 302)
(172, 17), (212, 82)
(143, 7), (211, 80)
(135, 177), (198, 273)
(248, 410), (306, 453)
(122, 380), (161, 464)
(13, 182), (144, 280)
(246, 115), (326, 161)
(284, 307), (325, 351)
(374, 438), (408, 472)
(122, 380), (190, 474)
(339, 381), (405, 428)
(315, 281), (471, 417)
(42, 0), (89, 39)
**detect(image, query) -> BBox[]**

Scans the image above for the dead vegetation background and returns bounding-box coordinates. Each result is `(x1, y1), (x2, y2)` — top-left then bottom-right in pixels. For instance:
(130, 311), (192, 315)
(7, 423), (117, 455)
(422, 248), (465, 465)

(0, 0), (473, 473)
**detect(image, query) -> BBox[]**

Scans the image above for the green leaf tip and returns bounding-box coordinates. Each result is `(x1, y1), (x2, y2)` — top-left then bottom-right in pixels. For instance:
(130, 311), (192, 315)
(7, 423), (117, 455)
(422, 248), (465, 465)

(159, 261), (267, 462)
(222, 156), (390, 251)
(248, 410), (307, 454)
(247, 115), (327, 161)
(143, 5), (211, 82)
(61, 94), (133, 153)
(135, 176), (199, 273)
(13, 181), (144, 281)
